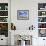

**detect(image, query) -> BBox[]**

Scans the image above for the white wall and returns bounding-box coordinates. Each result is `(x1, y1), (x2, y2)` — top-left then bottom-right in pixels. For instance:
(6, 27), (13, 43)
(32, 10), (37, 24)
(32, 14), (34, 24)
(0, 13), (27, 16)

(11, 0), (38, 45)
(11, 0), (46, 30)
(0, 0), (8, 3)
(11, 0), (38, 30)
(11, 0), (46, 46)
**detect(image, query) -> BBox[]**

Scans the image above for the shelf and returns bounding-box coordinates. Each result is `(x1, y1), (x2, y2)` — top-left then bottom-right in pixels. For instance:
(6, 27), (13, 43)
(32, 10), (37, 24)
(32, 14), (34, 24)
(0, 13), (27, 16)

(38, 28), (46, 29)
(0, 22), (8, 23)
(38, 15), (46, 17)
(0, 10), (8, 11)
(38, 3), (46, 37)
(38, 22), (46, 23)
(0, 16), (8, 17)
(38, 10), (46, 11)
(0, 3), (8, 37)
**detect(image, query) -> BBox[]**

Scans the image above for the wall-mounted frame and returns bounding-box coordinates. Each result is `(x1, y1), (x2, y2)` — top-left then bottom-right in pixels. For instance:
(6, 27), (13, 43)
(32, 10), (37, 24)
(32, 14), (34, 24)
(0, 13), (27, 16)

(17, 10), (29, 20)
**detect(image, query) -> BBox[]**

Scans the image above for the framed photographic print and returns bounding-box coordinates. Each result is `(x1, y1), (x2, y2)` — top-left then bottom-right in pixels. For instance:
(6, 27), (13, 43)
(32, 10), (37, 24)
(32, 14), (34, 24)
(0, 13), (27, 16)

(17, 10), (29, 20)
